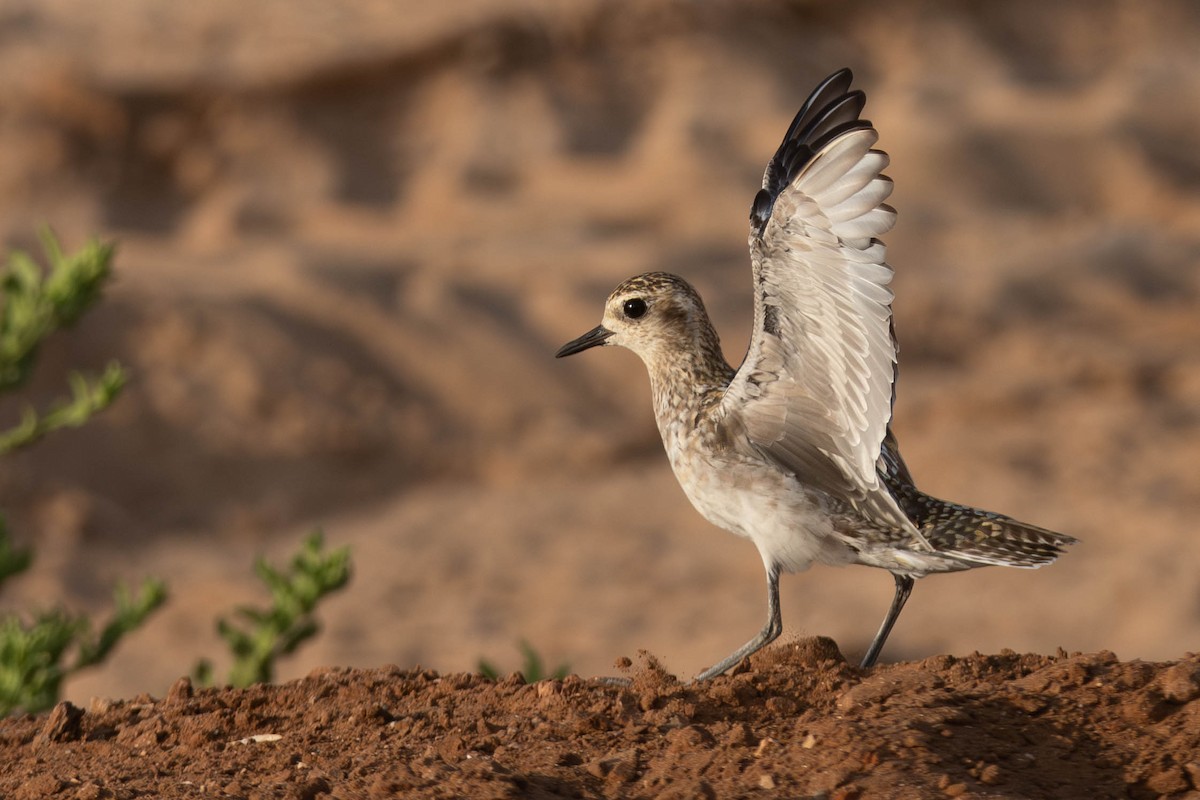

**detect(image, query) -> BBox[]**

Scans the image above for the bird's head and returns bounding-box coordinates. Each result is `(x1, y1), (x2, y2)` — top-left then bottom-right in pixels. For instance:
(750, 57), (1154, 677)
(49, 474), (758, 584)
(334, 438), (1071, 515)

(555, 272), (718, 366)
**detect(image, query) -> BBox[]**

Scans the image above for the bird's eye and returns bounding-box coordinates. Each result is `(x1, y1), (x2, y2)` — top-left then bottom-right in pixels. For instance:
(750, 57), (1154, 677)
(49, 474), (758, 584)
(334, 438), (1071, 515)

(623, 298), (647, 319)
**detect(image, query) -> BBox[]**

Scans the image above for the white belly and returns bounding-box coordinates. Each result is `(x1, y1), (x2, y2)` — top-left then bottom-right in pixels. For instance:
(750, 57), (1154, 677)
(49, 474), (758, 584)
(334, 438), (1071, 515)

(668, 450), (857, 574)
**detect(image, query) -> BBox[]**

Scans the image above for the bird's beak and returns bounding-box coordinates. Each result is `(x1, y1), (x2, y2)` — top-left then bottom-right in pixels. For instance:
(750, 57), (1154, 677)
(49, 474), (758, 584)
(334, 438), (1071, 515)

(555, 325), (613, 358)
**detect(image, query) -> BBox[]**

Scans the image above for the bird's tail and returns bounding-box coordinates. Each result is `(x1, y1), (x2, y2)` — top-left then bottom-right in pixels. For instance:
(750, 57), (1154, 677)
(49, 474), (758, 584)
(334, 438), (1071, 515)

(892, 483), (1077, 568)
(879, 429), (1075, 568)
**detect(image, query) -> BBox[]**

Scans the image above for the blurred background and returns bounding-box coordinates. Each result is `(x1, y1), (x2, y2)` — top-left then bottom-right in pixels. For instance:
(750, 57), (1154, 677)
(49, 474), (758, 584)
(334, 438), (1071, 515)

(0, 0), (1198, 701)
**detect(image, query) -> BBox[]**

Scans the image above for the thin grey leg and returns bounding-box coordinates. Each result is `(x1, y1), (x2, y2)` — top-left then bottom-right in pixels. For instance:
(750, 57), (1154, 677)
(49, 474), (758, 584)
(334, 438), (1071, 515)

(695, 564), (782, 681)
(860, 573), (914, 668)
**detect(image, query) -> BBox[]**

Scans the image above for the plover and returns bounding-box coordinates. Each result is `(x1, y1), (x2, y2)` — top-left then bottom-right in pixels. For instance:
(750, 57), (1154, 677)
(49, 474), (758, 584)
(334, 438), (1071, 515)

(556, 68), (1076, 679)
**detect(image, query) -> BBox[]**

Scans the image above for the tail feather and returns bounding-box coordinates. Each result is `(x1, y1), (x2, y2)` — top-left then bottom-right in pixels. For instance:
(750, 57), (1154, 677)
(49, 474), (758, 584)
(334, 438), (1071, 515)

(892, 483), (1077, 568)
(879, 429), (1076, 568)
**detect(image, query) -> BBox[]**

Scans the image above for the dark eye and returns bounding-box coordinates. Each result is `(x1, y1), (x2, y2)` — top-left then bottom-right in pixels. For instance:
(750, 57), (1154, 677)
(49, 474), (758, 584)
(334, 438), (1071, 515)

(623, 298), (647, 319)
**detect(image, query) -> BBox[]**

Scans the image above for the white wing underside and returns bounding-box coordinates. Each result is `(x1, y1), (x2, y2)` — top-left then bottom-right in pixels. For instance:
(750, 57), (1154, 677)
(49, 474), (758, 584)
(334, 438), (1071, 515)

(721, 127), (919, 535)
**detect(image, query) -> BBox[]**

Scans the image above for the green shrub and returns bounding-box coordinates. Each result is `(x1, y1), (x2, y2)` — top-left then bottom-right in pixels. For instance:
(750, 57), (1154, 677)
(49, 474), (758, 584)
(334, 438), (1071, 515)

(0, 233), (353, 714)
(0, 232), (165, 717)
(194, 531), (352, 689)
(0, 230), (125, 453)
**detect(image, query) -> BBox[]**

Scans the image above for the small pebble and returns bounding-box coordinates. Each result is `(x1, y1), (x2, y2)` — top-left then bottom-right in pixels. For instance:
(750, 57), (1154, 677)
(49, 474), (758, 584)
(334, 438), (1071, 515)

(753, 737), (778, 758)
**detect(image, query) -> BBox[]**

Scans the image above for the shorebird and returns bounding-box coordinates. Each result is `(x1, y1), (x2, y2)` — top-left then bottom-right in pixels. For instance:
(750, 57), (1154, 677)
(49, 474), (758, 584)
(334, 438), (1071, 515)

(556, 68), (1077, 679)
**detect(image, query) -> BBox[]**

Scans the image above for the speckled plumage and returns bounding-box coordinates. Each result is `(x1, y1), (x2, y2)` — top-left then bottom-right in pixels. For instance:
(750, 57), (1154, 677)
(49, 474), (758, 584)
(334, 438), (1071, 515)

(557, 69), (1076, 679)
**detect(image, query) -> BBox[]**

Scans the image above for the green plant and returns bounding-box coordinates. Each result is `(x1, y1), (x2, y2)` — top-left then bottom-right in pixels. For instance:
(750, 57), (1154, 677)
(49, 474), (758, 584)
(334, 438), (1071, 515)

(0, 575), (166, 716)
(0, 234), (353, 713)
(479, 640), (571, 682)
(0, 230), (125, 454)
(194, 531), (352, 689)
(0, 232), (165, 717)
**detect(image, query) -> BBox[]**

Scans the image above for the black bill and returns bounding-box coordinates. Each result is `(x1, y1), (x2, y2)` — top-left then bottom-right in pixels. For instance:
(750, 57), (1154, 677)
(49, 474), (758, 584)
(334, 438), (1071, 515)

(555, 325), (613, 358)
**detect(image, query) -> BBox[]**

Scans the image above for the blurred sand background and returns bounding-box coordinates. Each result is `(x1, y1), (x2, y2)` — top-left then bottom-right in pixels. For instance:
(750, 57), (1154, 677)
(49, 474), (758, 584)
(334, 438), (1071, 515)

(0, 0), (1197, 702)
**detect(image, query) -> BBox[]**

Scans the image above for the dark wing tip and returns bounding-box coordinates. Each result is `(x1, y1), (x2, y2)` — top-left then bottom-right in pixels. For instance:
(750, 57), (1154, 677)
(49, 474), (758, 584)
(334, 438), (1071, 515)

(751, 68), (874, 233)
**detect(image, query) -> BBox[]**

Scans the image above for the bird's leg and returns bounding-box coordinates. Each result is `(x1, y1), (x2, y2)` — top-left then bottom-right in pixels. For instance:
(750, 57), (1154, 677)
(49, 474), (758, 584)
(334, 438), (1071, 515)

(860, 573), (914, 668)
(694, 563), (782, 681)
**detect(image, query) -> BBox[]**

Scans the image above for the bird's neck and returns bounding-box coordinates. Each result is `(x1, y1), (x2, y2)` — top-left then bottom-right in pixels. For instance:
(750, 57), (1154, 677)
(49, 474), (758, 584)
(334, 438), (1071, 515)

(645, 335), (735, 429)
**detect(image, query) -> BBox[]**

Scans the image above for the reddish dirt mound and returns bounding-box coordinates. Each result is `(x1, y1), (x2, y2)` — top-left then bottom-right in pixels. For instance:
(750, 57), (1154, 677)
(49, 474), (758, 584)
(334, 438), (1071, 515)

(3, 640), (1199, 799)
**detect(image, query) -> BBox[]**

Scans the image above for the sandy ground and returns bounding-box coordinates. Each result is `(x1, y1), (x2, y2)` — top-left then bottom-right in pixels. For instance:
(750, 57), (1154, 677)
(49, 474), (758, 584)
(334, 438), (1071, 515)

(0, 0), (1197, 709)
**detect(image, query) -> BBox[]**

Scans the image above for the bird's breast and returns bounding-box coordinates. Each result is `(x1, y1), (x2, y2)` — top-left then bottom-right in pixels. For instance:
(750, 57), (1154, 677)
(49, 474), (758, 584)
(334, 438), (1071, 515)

(659, 419), (852, 573)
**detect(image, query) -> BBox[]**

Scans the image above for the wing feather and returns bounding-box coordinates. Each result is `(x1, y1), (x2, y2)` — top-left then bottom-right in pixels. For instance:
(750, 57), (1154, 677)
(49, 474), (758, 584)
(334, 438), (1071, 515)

(796, 129), (876, 196)
(828, 177), (894, 222)
(824, 152), (891, 206)
(722, 69), (917, 534)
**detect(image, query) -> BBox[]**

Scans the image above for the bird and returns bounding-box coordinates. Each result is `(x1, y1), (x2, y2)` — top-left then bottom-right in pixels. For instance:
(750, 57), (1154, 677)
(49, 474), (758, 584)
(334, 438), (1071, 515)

(555, 68), (1077, 680)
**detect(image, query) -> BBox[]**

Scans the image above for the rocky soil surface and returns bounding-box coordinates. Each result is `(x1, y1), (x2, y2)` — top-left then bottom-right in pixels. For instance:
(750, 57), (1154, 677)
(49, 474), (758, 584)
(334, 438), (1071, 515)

(5, 641), (1200, 798)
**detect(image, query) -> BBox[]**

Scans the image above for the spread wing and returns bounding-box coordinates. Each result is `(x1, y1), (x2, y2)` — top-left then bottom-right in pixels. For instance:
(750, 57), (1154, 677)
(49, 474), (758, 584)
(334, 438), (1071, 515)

(721, 68), (915, 533)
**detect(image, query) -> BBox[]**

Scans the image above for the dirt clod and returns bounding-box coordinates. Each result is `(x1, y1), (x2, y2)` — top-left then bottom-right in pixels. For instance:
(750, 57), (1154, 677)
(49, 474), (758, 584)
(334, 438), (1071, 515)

(1145, 764), (1189, 795)
(978, 763), (1002, 785)
(1161, 664), (1200, 703)
(37, 701), (84, 743)
(166, 675), (194, 705)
